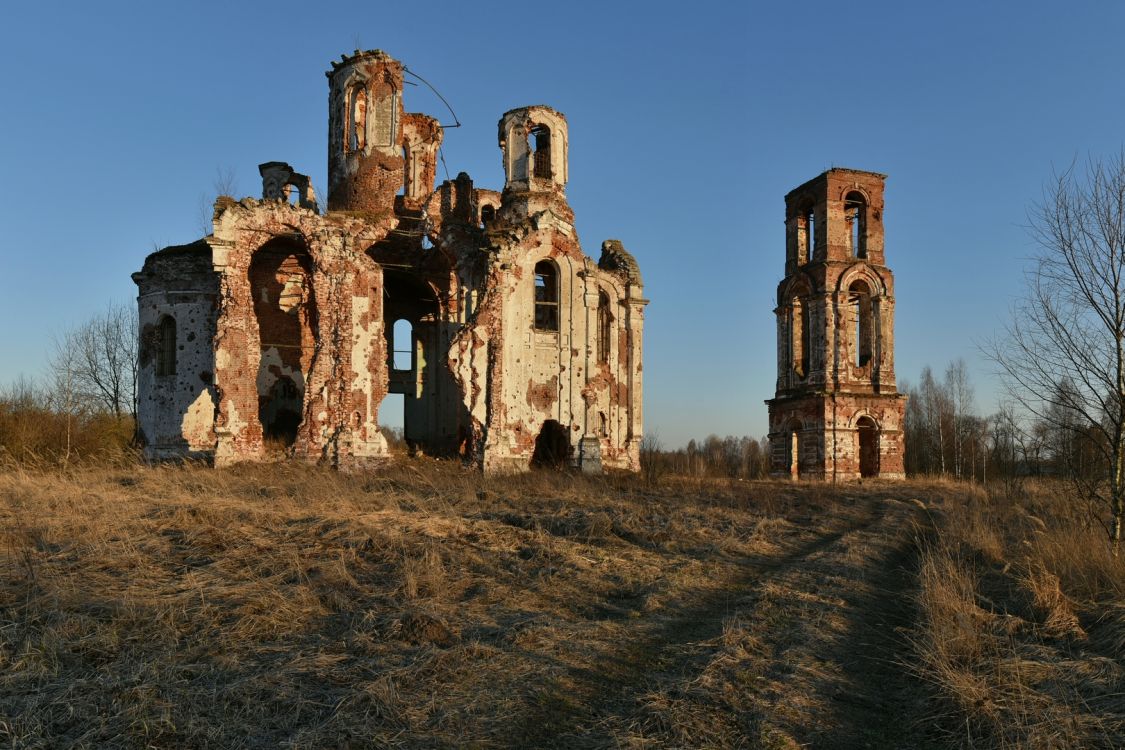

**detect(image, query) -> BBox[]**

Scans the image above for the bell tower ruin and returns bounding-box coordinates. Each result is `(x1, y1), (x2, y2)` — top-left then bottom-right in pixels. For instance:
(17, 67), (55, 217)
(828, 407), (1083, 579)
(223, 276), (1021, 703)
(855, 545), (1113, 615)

(766, 168), (906, 480)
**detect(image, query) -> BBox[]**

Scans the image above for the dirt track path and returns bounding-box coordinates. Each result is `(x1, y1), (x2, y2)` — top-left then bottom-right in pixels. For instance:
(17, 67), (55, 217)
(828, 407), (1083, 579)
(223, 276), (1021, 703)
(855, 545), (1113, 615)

(511, 493), (937, 749)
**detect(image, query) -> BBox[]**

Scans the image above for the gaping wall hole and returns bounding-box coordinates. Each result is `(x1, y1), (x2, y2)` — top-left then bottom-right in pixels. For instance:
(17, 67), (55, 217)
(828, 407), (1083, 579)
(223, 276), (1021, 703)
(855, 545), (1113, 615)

(480, 204), (495, 226)
(531, 419), (571, 469)
(260, 376), (302, 449)
(250, 239), (316, 453)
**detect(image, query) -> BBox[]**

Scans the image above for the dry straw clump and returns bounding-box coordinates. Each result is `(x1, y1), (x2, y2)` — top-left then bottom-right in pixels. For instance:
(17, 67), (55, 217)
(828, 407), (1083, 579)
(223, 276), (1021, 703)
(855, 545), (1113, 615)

(913, 480), (1125, 749)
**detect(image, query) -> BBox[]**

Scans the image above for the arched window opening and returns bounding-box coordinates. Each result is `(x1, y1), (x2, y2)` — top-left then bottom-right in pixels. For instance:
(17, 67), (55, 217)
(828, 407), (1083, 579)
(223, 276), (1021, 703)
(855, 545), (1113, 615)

(798, 203), (815, 264)
(480, 204), (495, 226)
(597, 291), (612, 363)
(349, 86), (367, 152)
(598, 411), (608, 438)
(857, 416), (879, 477)
(531, 125), (552, 180)
(849, 280), (874, 368)
(392, 319), (413, 371)
(791, 294), (809, 377)
(156, 315), (176, 377)
(534, 260), (559, 331)
(285, 184), (300, 206)
(845, 192), (867, 259)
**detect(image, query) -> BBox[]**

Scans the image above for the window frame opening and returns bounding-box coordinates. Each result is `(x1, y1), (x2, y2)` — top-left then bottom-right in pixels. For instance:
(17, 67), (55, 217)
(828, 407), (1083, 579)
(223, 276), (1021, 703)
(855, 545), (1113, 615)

(799, 203), (815, 264)
(848, 279), (874, 368)
(392, 318), (413, 372)
(156, 315), (177, 377)
(349, 85), (367, 153)
(844, 191), (867, 259)
(790, 292), (810, 378)
(597, 290), (612, 363)
(534, 260), (559, 332)
(530, 125), (552, 180)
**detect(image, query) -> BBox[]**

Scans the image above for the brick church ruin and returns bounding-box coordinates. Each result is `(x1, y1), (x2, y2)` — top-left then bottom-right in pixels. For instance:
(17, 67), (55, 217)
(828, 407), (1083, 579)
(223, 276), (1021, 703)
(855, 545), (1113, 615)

(766, 169), (906, 480)
(133, 50), (646, 472)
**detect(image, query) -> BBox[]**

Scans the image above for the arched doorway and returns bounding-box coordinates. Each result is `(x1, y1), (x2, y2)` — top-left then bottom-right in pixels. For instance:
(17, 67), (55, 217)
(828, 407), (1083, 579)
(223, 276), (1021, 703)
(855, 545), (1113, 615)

(857, 416), (879, 478)
(786, 419), (802, 479)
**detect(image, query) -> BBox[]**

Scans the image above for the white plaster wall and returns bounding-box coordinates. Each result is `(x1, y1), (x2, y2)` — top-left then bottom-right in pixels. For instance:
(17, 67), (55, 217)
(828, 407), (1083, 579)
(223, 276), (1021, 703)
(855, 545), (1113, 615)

(136, 294), (217, 459)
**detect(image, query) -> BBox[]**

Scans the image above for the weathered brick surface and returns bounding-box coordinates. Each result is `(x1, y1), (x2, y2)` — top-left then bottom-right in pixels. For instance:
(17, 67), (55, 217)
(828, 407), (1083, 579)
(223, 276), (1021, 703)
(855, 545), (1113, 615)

(766, 169), (906, 480)
(133, 51), (645, 473)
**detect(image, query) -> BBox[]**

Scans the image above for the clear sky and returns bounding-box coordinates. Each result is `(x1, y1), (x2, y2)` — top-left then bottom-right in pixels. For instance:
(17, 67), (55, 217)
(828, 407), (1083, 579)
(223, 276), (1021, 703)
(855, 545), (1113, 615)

(2, 1), (1123, 448)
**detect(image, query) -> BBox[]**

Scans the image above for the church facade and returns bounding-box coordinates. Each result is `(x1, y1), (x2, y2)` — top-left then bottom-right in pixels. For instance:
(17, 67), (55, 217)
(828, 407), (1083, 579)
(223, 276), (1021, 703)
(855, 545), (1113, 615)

(133, 50), (646, 472)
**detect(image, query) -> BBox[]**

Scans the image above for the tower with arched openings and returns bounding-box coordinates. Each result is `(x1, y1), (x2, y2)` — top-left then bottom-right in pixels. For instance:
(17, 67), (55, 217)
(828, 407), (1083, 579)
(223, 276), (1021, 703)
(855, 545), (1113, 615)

(766, 168), (906, 480)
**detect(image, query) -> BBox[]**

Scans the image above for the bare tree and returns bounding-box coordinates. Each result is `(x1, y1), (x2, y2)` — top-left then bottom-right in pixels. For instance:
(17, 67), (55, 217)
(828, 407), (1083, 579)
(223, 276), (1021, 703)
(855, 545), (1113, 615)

(51, 301), (137, 419)
(919, 366), (950, 476)
(47, 333), (85, 466)
(988, 154), (1125, 549)
(639, 432), (665, 484)
(945, 359), (974, 479)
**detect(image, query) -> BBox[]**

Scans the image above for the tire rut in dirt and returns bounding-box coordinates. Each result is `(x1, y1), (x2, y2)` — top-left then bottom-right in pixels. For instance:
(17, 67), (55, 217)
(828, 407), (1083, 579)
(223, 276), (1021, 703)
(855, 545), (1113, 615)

(509, 499), (889, 748)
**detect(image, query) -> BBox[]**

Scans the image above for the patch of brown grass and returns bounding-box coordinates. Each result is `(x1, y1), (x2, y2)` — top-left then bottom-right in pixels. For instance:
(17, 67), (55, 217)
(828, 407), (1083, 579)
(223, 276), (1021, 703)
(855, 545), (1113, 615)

(913, 480), (1125, 748)
(2, 463), (856, 748)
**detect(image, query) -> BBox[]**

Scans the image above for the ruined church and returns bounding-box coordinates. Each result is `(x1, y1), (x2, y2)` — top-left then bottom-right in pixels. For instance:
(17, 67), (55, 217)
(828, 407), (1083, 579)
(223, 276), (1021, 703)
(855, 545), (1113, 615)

(133, 50), (646, 472)
(766, 169), (906, 480)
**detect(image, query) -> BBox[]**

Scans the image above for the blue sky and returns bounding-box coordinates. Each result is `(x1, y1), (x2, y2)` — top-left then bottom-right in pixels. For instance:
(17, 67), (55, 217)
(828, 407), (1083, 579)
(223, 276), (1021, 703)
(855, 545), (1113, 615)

(1, 1), (1123, 448)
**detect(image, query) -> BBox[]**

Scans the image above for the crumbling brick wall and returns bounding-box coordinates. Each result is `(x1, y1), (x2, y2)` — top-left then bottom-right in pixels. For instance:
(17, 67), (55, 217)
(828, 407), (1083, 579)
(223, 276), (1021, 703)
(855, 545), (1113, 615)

(133, 52), (645, 473)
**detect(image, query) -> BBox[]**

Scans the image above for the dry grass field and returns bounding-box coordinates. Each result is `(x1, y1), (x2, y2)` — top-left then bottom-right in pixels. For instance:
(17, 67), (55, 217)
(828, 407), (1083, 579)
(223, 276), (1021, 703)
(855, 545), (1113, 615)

(1, 462), (1122, 749)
